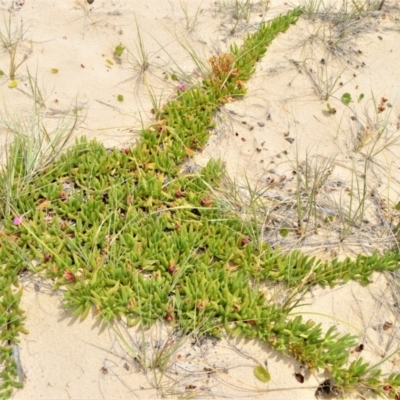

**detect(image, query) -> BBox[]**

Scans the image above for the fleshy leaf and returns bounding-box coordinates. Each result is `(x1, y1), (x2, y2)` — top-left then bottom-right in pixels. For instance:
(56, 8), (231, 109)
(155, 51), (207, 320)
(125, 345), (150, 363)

(254, 365), (271, 383)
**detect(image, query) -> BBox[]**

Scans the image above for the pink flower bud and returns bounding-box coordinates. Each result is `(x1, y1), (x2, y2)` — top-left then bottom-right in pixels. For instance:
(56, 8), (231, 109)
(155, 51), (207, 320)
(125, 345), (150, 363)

(13, 216), (24, 226)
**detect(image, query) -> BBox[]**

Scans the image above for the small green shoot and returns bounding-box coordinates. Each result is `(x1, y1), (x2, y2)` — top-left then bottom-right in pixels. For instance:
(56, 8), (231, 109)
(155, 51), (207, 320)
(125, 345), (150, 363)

(341, 92), (352, 105)
(114, 44), (125, 57)
(279, 228), (289, 237)
(117, 94), (124, 102)
(126, 16), (150, 76)
(0, 12), (29, 80)
(326, 103), (337, 114)
(50, 68), (59, 74)
(8, 80), (18, 88)
(180, 1), (203, 33)
(358, 93), (364, 102)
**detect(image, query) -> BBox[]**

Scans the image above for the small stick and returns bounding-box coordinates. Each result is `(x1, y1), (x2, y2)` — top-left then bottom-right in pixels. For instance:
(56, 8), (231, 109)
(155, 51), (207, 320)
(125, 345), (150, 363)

(11, 344), (24, 383)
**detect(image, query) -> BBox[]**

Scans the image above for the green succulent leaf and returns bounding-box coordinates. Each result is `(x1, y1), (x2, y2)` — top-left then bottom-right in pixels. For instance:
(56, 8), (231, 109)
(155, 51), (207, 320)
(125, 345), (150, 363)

(254, 365), (271, 383)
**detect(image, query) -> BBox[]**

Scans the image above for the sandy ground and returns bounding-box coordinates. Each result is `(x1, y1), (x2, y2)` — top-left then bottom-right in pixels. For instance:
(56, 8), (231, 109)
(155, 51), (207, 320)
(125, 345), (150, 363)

(0, 0), (399, 398)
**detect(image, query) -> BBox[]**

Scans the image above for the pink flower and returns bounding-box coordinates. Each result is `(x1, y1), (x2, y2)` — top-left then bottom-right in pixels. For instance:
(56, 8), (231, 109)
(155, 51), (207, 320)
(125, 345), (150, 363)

(13, 216), (24, 226)
(177, 83), (185, 91)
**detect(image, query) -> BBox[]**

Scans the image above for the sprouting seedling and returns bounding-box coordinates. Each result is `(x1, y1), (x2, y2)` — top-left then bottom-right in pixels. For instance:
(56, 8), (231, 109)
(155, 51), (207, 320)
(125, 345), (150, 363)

(179, 1), (202, 33)
(51, 68), (59, 74)
(0, 11), (29, 81)
(326, 103), (337, 114)
(114, 44), (125, 57)
(279, 228), (289, 237)
(9, 52), (28, 81)
(341, 92), (352, 105)
(117, 94), (124, 102)
(125, 16), (150, 75)
(8, 80), (18, 89)
(358, 93), (364, 102)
